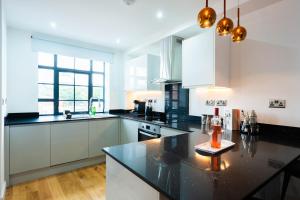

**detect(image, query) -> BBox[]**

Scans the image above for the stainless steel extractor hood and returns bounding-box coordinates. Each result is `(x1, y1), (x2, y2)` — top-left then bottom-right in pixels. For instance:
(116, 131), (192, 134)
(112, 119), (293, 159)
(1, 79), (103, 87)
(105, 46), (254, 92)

(152, 36), (183, 84)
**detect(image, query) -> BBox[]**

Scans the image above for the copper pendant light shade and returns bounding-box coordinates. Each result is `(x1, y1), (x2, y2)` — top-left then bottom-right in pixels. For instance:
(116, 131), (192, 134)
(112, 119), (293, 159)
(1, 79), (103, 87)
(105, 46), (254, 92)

(197, 0), (217, 28)
(216, 0), (234, 36)
(232, 7), (247, 42)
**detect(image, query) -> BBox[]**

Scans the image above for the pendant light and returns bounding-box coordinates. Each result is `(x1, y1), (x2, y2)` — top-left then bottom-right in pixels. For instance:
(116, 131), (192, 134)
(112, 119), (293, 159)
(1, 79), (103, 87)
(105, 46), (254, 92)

(197, 0), (217, 28)
(216, 0), (234, 36)
(232, 0), (247, 42)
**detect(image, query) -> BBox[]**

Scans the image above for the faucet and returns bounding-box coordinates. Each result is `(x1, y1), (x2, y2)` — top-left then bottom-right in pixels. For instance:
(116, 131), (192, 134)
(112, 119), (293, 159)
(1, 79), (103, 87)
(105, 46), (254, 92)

(89, 97), (101, 116)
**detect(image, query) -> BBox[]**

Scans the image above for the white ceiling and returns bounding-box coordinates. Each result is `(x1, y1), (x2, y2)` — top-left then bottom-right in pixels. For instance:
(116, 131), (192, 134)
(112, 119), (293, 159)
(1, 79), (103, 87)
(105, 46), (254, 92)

(6, 0), (211, 50)
(6, 0), (280, 51)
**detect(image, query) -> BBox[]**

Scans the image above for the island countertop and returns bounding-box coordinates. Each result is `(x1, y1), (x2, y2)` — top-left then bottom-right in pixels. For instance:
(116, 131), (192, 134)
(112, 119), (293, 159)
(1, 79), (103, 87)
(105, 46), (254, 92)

(103, 130), (300, 200)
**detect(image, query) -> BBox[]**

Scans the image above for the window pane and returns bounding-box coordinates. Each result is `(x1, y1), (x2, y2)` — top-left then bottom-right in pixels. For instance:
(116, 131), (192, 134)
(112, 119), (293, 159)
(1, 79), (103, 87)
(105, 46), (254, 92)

(59, 85), (74, 100)
(38, 69), (54, 84)
(92, 74), (104, 86)
(75, 58), (90, 71)
(93, 87), (103, 99)
(57, 55), (74, 69)
(75, 74), (88, 86)
(59, 101), (74, 113)
(38, 52), (54, 67)
(75, 101), (88, 112)
(38, 102), (53, 115)
(93, 61), (104, 72)
(38, 84), (53, 99)
(92, 101), (104, 112)
(59, 72), (74, 85)
(75, 86), (88, 100)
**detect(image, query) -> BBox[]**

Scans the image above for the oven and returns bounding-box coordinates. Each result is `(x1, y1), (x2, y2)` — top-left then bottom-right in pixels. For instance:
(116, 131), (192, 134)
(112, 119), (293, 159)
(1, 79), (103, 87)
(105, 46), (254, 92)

(138, 123), (161, 142)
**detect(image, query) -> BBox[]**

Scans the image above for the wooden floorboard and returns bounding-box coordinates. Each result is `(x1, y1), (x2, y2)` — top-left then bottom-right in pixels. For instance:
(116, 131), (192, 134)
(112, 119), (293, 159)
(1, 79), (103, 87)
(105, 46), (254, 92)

(5, 164), (106, 200)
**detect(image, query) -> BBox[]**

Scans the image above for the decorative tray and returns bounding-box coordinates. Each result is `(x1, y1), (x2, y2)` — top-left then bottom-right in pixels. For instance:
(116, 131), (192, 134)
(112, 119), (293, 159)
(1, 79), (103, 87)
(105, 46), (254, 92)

(194, 140), (235, 154)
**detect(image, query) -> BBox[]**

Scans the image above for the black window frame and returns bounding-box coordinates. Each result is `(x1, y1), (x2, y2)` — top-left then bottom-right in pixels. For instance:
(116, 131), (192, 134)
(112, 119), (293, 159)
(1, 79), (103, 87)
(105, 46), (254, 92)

(38, 54), (106, 115)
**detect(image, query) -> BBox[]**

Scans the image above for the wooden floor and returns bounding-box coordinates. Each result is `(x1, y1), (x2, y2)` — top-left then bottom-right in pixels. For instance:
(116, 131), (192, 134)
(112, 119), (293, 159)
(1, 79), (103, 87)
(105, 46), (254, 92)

(5, 164), (106, 200)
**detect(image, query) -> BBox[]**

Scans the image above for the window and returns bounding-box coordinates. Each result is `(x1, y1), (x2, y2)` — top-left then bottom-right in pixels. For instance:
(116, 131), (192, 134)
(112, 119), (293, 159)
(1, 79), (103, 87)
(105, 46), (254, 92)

(38, 52), (106, 115)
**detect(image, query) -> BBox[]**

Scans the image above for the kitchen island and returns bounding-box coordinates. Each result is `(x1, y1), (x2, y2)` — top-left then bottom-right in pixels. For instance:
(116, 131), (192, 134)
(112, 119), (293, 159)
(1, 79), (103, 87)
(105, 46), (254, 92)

(103, 129), (300, 200)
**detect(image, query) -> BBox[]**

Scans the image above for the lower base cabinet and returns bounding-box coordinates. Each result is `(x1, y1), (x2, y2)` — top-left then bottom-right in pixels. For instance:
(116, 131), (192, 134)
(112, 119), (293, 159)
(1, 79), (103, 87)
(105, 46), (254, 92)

(51, 121), (89, 166)
(89, 119), (119, 157)
(120, 119), (139, 144)
(9, 124), (51, 174)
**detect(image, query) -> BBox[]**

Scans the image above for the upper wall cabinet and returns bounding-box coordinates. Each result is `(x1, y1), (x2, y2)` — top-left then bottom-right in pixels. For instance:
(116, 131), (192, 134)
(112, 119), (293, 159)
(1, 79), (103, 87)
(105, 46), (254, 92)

(182, 28), (230, 88)
(125, 54), (160, 91)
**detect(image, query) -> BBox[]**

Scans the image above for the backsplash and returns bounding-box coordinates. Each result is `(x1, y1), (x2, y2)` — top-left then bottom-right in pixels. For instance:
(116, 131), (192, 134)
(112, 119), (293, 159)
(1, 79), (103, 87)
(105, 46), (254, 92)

(165, 83), (189, 122)
(125, 90), (164, 112)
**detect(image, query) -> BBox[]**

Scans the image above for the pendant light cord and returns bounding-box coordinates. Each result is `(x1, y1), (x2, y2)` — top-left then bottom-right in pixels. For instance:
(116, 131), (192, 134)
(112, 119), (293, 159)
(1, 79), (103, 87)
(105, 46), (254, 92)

(224, 0), (226, 17)
(206, 0), (208, 7)
(238, 0), (240, 26)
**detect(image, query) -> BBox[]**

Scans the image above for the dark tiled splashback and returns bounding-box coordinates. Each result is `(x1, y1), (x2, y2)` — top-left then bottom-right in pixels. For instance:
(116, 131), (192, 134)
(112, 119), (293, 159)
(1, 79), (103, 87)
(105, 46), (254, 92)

(165, 83), (189, 122)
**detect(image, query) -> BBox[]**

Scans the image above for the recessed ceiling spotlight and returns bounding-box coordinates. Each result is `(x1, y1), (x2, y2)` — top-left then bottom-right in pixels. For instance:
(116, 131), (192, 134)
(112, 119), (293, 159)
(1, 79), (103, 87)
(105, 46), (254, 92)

(156, 11), (164, 19)
(123, 0), (136, 6)
(116, 38), (121, 44)
(50, 22), (57, 29)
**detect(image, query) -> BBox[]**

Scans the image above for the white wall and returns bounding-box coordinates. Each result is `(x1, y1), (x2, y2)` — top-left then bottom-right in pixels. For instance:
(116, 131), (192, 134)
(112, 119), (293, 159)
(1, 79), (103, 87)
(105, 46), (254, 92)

(190, 0), (300, 127)
(0, 0), (6, 198)
(6, 27), (126, 113)
(7, 28), (38, 113)
(110, 52), (125, 109)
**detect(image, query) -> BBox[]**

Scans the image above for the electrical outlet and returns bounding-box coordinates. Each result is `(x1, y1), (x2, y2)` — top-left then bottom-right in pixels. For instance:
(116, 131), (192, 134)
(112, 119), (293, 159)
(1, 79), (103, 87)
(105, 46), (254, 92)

(206, 100), (215, 106)
(269, 99), (286, 108)
(216, 100), (227, 106)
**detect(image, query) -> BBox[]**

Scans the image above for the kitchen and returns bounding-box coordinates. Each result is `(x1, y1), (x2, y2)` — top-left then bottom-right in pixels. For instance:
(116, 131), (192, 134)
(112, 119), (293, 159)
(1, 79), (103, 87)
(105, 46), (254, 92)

(1, 0), (300, 200)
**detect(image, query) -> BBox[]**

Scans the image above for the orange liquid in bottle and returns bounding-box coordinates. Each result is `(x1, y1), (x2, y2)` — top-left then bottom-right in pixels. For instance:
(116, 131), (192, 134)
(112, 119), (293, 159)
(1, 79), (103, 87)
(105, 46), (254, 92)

(211, 125), (222, 148)
(211, 108), (222, 149)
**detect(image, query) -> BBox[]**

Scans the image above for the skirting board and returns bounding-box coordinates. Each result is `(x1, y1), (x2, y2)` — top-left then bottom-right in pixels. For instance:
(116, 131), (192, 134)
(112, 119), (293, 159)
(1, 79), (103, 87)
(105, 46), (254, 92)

(9, 156), (105, 186)
(0, 181), (6, 200)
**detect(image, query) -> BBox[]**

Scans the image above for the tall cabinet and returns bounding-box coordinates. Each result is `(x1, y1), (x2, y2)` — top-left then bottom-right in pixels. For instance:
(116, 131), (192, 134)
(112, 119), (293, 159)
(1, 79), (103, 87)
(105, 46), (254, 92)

(182, 28), (230, 88)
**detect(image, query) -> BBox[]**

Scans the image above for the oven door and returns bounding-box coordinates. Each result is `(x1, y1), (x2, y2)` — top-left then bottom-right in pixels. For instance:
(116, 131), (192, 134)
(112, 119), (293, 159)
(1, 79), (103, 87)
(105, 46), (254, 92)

(138, 129), (161, 142)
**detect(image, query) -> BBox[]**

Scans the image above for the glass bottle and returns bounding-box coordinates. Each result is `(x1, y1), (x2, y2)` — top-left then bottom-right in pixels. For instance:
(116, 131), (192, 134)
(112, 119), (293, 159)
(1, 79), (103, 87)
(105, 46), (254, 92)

(211, 108), (222, 148)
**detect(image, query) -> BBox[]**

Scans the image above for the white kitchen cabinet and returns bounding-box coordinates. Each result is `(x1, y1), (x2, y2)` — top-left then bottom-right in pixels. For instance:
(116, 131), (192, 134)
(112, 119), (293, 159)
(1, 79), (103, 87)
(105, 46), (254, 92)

(89, 119), (119, 157)
(160, 127), (186, 137)
(120, 119), (139, 144)
(51, 121), (89, 165)
(125, 54), (160, 91)
(10, 124), (51, 174)
(182, 28), (230, 88)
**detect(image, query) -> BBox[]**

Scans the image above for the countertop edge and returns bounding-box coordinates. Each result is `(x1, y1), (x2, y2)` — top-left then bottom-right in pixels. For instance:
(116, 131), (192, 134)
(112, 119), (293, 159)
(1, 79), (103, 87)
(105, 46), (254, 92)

(5, 114), (199, 133)
(5, 115), (119, 126)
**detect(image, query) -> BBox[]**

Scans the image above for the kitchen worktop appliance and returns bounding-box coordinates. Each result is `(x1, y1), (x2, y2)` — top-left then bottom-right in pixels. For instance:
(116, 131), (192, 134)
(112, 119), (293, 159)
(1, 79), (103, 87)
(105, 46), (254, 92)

(138, 122), (161, 141)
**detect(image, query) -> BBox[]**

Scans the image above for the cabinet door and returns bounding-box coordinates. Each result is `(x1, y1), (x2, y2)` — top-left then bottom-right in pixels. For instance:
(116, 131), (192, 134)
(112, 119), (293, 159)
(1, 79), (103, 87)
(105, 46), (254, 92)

(147, 54), (160, 91)
(10, 124), (50, 174)
(182, 29), (215, 88)
(89, 119), (119, 157)
(125, 56), (147, 91)
(51, 121), (89, 165)
(120, 119), (139, 144)
(160, 127), (186, 137)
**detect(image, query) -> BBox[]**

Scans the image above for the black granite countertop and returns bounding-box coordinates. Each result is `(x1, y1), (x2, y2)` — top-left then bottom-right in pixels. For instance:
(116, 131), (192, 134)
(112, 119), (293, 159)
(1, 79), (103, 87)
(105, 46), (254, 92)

(4, 113), (119, 126)
(5, 113), (202, 132)
(118, 114), (202, 132)
(103, 130), (300, 200)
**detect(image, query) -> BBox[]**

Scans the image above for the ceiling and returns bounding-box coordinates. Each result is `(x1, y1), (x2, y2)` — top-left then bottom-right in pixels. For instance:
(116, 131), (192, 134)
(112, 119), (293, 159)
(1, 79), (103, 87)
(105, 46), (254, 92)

(6, 0), (211, 50)
(6, 0), (277, 51)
